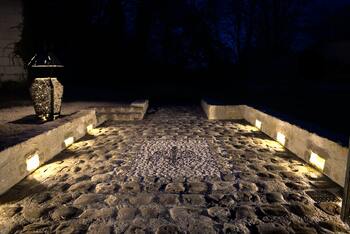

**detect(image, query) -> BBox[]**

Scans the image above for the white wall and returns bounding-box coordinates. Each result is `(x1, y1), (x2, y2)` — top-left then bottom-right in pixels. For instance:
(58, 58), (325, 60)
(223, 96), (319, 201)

(0, 0), (25, 83)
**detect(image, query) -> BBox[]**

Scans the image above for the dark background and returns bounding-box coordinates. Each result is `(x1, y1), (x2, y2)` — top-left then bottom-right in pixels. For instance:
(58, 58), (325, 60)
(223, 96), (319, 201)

(9, 0), (350, 145)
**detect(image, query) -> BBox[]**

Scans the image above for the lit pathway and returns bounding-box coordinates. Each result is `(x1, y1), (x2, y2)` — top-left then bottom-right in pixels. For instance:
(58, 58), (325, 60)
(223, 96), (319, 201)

(0, 107), (348, 233)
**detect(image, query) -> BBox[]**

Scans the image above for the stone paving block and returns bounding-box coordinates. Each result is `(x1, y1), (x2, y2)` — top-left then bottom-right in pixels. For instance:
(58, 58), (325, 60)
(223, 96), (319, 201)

(212, 181), (236, 194)
(129, 193), (155, 206)
(51, 205), (80, 221)
(87, 221), (112, 234)
(120, 181), (142, 193)
(139, 204), (165, 219)
(117, 207), (138, 221)
(257, 223), (290, 234)
(95, 182), (117, 194)
(188, 182), (208, 194)
(73, 194), (104, 207)
(182, 194), (206, 206)
(156, 224), (181, 234)
(79, 208), (116, 220)
(164, 182), (185, 193)
(158, 194), (181, 207)
(207, 206), (231, 222)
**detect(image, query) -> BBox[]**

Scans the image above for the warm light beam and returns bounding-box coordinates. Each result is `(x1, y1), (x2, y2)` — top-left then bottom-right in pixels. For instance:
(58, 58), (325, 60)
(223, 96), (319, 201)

(26, 153), (40, 171)
(64, 137), (74, 147)
(255, 119), (262, 130)
(87, 124), (94, 133)
(276, 132), (286, 146)
(309, 151), (326, 171)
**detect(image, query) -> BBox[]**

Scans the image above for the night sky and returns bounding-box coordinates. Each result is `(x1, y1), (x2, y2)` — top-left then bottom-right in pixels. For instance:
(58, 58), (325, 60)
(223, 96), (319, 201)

(15, 0), (350, 144)
(21, 0), (350, 74)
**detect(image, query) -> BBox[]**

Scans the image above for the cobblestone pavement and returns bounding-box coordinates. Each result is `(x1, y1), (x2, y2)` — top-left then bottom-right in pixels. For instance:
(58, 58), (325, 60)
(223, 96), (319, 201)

(0, 107), (349, 233)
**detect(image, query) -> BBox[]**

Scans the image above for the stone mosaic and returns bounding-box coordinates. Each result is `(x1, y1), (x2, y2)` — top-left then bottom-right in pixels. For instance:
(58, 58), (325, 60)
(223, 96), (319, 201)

(125, 139), (221, 179)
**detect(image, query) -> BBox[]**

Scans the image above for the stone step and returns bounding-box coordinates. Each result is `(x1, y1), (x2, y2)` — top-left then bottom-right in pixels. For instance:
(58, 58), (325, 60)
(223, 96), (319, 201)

(97, 112), (143, 122)
(95, 106), (144, 114)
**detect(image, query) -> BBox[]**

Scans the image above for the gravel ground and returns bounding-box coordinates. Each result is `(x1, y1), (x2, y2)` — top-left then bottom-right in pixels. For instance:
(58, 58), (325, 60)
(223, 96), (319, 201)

(0, 106), (348, 233)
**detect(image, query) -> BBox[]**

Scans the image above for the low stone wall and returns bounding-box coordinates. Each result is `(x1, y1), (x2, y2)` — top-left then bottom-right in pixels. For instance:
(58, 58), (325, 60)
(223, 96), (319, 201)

(0, 100), (150, 195)
(201, 100), (244, 120)
(95, 100), (149, 124)
(201, 100), (349, 187)
(132, 99), (149, 118)
(0, 109), (98, 195)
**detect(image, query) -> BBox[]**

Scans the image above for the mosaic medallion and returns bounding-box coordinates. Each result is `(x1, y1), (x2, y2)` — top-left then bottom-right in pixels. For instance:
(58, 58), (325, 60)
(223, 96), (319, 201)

(127, 139), (220, 178)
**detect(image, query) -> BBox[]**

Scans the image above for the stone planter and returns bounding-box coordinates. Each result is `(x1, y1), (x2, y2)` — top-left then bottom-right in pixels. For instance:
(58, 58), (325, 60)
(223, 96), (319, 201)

(30, 77), (64, 121)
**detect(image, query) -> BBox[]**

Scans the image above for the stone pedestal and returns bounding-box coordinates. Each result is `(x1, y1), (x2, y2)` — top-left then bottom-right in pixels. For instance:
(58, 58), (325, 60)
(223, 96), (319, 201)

(30, 77), (63, 121)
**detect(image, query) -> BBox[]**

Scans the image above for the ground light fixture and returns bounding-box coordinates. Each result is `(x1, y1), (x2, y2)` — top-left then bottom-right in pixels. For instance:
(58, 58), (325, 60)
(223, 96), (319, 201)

(255, 119), (262, 130)
(64, 136), (74, 147)
(276, 132), (286, 146)
(26, 152), (40, 171)
(87, 124), (94, 133)
(309, 151), (326, 171)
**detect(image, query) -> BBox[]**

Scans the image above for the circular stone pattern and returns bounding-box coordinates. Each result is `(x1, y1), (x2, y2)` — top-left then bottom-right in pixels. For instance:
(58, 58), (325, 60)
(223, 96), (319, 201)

(126, 139), (221, 178)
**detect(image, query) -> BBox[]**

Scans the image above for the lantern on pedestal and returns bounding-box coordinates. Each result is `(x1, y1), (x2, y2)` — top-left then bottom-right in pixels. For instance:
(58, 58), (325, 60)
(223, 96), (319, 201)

(28, 53), (64, 121)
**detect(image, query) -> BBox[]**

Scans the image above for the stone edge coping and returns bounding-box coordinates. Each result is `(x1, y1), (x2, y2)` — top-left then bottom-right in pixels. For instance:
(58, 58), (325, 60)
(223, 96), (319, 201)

(201, 100), (349, 187)
(131, 99), (149, 119)
(95, 99), (149, 116)
(0, 100), (149, 195)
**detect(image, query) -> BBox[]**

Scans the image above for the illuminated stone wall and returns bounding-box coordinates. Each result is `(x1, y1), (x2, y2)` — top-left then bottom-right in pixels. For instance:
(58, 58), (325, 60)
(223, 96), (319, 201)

(0, 109), (98, 195)
(0, 100), (149, 195)
(201, 100), (349, 187)
(0, 0), (25, 83)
